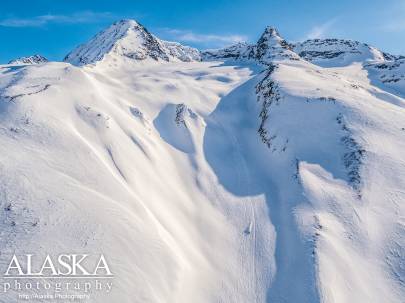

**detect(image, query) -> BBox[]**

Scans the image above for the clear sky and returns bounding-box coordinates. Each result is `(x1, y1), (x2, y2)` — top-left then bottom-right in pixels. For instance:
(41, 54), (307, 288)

(1, 0), (404, 63)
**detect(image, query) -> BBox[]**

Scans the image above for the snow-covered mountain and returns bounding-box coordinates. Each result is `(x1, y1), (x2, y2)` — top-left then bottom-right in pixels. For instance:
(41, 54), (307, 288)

(8, 54), (48, 65)
(64, 19), (201, 66)
(0, 19), (404, 303)
(202, 42), (251, 60)
(202, 26), (298, 64)
(291, 38), (393, 67)
(203, 29), (395, 67)
(365, 57), (405, 97)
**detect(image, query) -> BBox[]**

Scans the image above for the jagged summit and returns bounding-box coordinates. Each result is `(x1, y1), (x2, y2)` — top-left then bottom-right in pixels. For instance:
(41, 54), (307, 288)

(202, 42), (250, 61)
(251, 26), (298, 63)
(202, 25), (299, 64)
(255, 26), (290, 51)
(292, 38), (389, 67)
(8, 54), (48, 65)
(202, 25), (397, 67)
(63, 21), (395, 68)
(258, 26), (283, 42)
(64, 19), (201, 66)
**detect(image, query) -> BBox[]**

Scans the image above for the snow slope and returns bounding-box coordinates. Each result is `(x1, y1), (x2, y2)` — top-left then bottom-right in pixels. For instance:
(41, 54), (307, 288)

(365, 58), (405, 97)
(0, 20), (404, 303)
(0, 59), (271, 303)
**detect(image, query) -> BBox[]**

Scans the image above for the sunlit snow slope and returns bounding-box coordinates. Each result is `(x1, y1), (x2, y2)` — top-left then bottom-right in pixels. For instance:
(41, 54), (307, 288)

(0, 20), (404, 303)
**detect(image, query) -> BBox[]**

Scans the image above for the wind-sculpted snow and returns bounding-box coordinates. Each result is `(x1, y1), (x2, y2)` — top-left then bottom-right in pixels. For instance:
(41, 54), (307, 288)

(0, 59), (262, 303)
(203, 29), (397, 69)
(154, 103), (200, 153)
(251, 27), (299, 64)
(162, 40), (201, 62)
(0, 19), (404, 303)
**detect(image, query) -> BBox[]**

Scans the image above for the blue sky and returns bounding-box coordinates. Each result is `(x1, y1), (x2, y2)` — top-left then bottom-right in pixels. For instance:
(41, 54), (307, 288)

(1, 0), (404, 63)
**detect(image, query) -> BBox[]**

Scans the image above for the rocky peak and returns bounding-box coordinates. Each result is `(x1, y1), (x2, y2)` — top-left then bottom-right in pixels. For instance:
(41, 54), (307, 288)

(292, 38), (390, 67)
(251, 26), (298, 64)
(64, 19), (201, 66)
(201, 26), (299, 64)
(8, 55), (48, 65)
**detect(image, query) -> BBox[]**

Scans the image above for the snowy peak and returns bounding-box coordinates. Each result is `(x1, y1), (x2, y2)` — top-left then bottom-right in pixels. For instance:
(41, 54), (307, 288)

(201, 26), (299, 64)
(257, 26), (285, 47)
(365, 57), (405, 97)
(252, 26), (298, 63)
(201, 42), (250, 61)
(64, 19), (201, 66)
(8, 55), (48, 65)
(202, 27), (399, 68)
(160, 40), (201, 62)
(292, 38), (389, 67)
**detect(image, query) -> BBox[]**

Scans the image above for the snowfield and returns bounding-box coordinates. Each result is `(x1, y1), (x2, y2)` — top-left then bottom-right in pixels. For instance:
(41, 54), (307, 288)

(0, 19), (404, 303)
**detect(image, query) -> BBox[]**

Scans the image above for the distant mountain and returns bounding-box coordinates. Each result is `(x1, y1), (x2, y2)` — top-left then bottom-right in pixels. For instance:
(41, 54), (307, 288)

(202, 26), (298, 64)
(292, 38), (392, 67)
(64, 19), (201, 66)
(8, 54), (48, 65)
(203, 28), (399, 68)
(202, 42), (251, 61)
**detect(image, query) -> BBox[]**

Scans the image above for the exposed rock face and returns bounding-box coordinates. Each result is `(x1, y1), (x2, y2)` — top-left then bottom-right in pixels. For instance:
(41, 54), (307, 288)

(1, 18), (405, 303)
(202, 27), (400, 68)
(250, 27), (298, 63)
(64, 19), (201, 66)
(8, 55), (48, 65)
(202, 27), (299, 64)
(202, 42), (251, 61)
(291, 38), (388, 66)
(161, 41), (201, 62)
(365, 58), (405, 97)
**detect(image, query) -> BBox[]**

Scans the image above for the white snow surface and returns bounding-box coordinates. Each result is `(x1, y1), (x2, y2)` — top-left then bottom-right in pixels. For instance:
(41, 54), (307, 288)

(0, 20), (404, 303)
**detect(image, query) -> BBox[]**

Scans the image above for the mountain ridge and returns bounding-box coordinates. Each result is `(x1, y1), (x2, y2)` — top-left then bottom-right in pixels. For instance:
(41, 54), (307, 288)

(64, 19), (201, 66)
(8, 54), (48, 65)
(5, 19), (401, 68)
